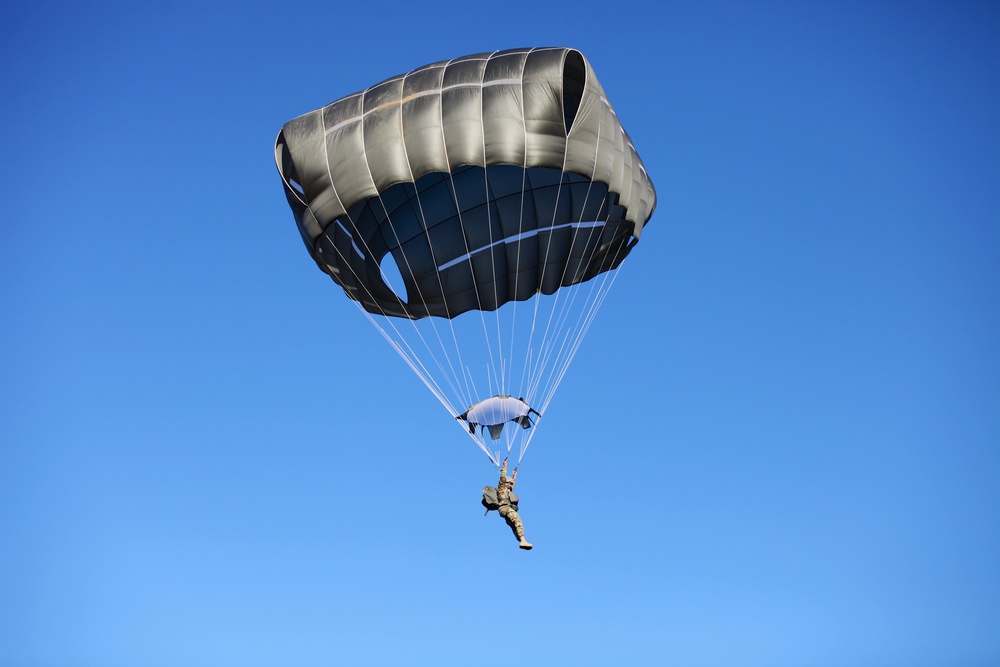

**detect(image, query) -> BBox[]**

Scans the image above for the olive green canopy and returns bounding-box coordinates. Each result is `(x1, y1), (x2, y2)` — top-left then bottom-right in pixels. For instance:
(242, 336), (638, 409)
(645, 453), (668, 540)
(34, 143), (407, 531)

(275, 47), (656, 320)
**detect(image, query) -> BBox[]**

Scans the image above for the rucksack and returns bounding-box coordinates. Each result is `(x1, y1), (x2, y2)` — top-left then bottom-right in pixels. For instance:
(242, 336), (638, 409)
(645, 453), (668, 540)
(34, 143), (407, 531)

(482, 485), (518, 514)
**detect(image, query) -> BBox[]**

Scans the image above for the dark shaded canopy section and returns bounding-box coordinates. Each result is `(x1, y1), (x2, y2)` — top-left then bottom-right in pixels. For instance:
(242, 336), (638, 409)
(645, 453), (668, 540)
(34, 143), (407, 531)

(311, 165), (636, 318)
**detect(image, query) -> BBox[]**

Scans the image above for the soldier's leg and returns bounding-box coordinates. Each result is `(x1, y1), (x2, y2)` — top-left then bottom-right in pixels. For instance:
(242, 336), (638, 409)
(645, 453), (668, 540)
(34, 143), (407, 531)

(500, 506), (525, 540)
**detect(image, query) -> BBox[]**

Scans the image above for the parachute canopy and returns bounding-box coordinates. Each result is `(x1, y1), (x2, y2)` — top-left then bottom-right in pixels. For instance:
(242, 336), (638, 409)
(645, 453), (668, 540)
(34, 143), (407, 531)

(275, 48), (655, 466)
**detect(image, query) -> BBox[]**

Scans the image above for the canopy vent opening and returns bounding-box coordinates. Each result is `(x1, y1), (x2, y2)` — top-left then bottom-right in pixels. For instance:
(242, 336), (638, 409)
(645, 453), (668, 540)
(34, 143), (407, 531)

(562, 50), (586, 135)
(275, 132), (306, 200)
(379, 252), (408, 304)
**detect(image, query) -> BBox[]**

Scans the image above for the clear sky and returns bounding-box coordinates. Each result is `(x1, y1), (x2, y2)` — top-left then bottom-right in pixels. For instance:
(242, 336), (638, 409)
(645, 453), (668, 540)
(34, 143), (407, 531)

(2, 2), (998, 666)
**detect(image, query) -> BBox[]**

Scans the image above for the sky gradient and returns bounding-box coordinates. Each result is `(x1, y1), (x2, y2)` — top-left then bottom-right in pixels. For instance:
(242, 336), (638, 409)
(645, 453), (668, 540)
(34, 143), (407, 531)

(2, 2), (999, 666)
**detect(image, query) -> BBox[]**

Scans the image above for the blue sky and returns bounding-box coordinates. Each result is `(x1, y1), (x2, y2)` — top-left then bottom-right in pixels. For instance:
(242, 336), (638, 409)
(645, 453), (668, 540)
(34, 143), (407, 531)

(2, 2), (998, 666)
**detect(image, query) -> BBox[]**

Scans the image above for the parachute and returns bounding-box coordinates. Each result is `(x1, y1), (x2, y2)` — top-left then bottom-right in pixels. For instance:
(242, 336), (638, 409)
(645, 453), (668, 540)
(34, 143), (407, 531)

(275, 48), (655, 467)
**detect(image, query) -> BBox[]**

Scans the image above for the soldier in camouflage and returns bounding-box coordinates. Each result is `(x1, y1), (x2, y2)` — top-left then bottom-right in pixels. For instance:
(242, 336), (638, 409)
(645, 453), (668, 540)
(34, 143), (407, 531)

(497, 458), (533, 550)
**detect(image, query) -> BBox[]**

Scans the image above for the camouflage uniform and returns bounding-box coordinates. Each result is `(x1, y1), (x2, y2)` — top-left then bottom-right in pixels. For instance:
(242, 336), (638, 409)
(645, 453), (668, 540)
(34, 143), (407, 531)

(497, 461), (525, 541)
